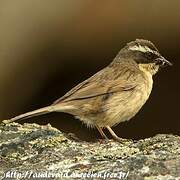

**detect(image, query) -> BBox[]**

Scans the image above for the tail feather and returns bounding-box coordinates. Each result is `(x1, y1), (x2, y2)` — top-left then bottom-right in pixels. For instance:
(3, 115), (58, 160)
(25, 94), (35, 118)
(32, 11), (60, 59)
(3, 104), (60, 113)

(4, 106), (55, 123)
(3, 104), (75, 124)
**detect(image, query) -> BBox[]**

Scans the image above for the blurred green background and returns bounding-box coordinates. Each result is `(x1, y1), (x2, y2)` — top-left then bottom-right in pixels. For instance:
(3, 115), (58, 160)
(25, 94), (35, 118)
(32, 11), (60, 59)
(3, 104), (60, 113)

(0, 0), (179, 141)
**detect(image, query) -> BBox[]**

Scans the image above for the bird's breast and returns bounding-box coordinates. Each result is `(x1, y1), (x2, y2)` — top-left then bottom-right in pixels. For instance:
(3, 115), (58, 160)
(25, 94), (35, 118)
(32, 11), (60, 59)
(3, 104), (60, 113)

(101, 73), (153, 127)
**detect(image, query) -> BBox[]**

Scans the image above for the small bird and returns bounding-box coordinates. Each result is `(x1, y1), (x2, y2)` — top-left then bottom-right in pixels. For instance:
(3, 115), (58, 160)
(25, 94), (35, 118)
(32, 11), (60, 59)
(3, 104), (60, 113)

(3, 39), (172, 142)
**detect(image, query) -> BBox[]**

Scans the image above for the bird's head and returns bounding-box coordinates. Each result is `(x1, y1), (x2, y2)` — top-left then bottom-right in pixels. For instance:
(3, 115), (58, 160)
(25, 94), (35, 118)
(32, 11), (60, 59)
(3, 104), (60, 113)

(117, 39), (172, 75)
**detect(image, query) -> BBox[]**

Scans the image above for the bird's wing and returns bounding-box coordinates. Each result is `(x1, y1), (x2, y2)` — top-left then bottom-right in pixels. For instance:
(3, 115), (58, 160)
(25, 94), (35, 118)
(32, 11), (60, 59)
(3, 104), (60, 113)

(63, 80), (136, 101)
(52, 67), (108, 104)
(52, 66), (138, 104)
(52, 78), (90, 104)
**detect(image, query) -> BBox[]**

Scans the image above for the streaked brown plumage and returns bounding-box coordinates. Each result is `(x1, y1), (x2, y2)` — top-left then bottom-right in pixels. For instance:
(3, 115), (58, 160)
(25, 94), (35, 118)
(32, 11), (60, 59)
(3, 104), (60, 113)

(3, 39), (172, 142)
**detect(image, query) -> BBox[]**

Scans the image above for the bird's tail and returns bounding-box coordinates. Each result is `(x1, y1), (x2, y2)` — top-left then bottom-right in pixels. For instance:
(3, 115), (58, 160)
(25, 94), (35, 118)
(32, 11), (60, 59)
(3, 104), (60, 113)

(3, 106), (55, 124)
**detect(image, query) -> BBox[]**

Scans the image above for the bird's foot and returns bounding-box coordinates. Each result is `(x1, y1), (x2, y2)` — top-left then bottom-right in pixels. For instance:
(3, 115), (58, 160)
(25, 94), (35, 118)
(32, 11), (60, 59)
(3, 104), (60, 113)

(113, 136), (131, 144)
(98, 138), (110, 144)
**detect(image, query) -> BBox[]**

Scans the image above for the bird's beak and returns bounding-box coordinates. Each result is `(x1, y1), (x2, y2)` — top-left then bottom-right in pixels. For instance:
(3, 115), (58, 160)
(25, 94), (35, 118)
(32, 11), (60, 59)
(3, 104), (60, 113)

(156, 56), (173, 67)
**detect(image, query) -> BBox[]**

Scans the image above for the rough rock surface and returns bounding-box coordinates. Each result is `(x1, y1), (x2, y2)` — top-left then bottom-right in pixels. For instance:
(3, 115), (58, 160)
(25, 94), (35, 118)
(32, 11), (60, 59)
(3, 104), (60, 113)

(0, 122), (179, 180)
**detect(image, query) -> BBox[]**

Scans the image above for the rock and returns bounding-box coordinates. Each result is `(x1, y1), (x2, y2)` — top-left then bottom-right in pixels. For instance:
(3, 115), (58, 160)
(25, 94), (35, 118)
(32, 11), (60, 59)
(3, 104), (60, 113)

(0, 122), (179, 180)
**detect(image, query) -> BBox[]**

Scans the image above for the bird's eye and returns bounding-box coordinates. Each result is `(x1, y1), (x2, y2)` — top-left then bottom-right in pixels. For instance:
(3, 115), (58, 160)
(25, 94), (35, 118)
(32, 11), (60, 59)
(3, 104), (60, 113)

(145, 52), (152, 59)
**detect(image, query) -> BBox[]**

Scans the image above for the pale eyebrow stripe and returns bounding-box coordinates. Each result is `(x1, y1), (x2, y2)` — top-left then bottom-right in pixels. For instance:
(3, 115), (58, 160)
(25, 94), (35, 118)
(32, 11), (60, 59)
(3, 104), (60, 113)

(129, 45), (154, 53)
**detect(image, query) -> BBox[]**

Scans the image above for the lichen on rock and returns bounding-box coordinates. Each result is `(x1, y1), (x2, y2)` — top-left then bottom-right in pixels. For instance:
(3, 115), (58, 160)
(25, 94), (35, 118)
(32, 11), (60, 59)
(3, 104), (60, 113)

(0, 122), (179, 179)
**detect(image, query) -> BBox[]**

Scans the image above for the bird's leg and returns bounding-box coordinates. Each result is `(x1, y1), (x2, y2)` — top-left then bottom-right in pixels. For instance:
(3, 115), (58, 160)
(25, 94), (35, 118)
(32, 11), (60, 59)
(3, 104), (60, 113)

(106, 126), (127, 143)
(96, 126), (109, 140)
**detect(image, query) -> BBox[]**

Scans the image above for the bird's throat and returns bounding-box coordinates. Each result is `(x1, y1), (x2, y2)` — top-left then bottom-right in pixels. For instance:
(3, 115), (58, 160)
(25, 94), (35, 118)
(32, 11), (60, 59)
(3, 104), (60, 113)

(139, 63), (159, 75)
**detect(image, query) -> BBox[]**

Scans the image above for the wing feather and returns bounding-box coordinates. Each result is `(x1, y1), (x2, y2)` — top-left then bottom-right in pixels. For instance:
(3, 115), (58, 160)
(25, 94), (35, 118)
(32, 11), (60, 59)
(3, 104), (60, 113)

(53, 65), (138, 104)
